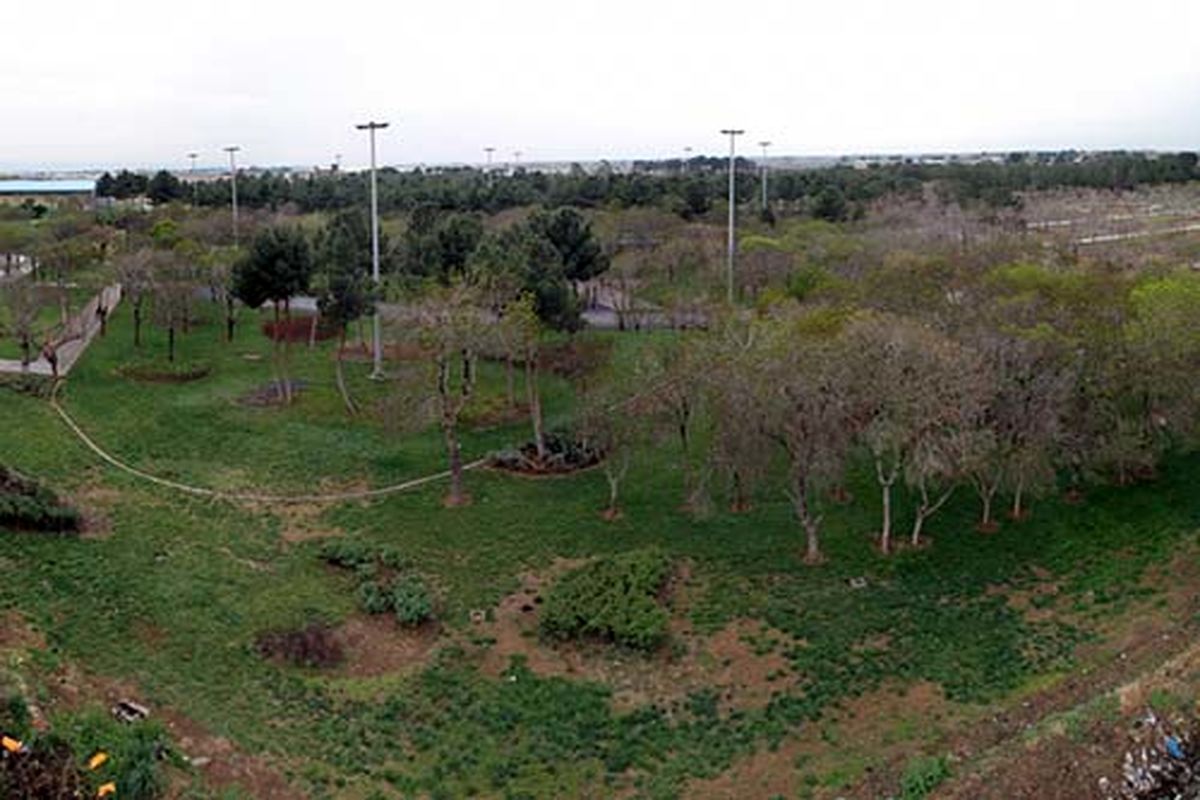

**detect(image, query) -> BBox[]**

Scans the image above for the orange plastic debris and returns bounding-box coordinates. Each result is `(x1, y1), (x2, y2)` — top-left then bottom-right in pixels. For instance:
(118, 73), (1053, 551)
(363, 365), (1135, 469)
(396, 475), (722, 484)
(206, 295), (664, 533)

(97, 782), (117, 797)
(1, 735), (23, 753)
(88, 751), (110, 770)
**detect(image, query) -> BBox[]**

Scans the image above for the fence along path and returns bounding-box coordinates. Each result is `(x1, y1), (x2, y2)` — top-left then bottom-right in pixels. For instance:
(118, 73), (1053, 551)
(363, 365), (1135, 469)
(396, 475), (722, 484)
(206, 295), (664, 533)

(0, 284), (122, 376)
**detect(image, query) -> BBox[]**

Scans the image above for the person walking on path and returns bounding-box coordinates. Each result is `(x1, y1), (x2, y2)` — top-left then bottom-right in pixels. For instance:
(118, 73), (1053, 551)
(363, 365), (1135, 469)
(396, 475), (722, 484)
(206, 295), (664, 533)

(41, 340), (58, 379)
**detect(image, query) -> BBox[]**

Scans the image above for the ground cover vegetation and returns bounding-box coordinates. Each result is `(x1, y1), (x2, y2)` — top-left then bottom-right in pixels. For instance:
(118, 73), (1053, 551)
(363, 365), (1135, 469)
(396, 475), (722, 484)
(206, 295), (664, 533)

(2, 159), (1200, 797)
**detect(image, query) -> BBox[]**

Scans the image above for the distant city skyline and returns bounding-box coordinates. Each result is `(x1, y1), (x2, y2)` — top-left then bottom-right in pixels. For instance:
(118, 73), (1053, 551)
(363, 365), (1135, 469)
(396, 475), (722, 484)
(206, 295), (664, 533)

(3, 0), (1197, 172)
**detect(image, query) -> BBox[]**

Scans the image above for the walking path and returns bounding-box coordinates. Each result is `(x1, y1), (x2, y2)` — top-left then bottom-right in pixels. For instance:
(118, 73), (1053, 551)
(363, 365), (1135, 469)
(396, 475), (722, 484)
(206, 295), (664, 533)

(0, 284), (122, 376)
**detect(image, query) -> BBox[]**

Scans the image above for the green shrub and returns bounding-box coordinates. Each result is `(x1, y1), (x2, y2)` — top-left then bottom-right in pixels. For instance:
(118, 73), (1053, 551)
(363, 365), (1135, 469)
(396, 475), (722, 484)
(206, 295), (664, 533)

(318, 540), (378, 569)
(391, 576), (434, 627)
(357, 581), (392, 615)
(540, 548), (672, 651)
(320, 541), (411, 572)
(57, 711), (172, 800)
(322, 542), (430, 622)
(900, 755), (951, 800)
(0, 467), (80, 533)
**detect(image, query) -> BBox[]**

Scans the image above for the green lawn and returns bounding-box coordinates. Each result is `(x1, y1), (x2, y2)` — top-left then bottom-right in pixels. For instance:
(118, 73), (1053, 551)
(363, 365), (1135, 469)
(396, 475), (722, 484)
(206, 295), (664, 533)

(2, 299), (1199, 798)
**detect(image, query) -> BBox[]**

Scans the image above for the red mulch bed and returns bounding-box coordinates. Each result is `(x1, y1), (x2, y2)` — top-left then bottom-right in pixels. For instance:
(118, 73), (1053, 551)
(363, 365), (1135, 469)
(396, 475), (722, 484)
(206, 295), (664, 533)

(262, 316), (339, 343)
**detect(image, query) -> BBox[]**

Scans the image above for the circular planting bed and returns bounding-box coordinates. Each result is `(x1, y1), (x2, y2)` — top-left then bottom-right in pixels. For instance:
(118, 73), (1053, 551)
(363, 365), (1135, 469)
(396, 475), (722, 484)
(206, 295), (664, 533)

(116, 359), (212, 383)
(489, 432), (602, 476)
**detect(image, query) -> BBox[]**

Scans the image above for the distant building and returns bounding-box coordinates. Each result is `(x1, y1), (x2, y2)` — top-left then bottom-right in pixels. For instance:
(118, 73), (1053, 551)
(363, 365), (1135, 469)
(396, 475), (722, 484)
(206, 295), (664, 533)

(0, 179), (96, 208)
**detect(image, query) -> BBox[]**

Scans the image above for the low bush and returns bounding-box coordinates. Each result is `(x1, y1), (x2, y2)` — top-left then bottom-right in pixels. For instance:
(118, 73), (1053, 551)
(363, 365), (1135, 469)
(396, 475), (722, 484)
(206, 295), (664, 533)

(390, 576), (434, 627)
(254, 621), (344, 669)
(900, 755), (951, 800)
(319, 540), (410, 572)
(59, 711), (172, 800)
(320, 541), (430, 624)
(2, 713), (171, 800)
(357, 581), (392, 615)
(0, 467), (80, 533)
(540, 548), (672, 651)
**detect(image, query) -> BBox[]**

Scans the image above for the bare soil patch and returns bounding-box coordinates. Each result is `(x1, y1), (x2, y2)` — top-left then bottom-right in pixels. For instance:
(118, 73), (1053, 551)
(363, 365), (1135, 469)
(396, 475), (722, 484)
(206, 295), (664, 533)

(333, 614), (441, 678)
(158, 708), (306, 800)
(928, 548), (1200, 800)
(686, 739), (806, 799)
(475, 561), (794, 713)
(0, 610), (46, 652)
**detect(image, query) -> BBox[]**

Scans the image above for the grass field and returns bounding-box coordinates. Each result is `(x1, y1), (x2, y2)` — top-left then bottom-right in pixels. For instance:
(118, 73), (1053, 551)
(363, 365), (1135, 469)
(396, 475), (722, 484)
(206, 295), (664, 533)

(2, 299), (1199, 798)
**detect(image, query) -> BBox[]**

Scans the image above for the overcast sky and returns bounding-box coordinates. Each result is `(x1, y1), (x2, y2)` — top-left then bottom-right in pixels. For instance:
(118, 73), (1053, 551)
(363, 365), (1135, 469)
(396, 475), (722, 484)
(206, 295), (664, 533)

(3, 0), (1198, 172)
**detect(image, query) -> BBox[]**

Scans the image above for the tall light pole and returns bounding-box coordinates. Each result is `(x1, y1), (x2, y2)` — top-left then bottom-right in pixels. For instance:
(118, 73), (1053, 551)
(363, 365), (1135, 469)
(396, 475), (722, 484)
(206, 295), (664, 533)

(356, 120), (389, 380)
(187, 152), (199, 206)
(513, 150), (522, 171)
(758, 140), (772, 213)
(682, 146), (693, 172)
(484, 147), (495, 169)
(720, 129), (744, 304)
(223, 146), (240, 246)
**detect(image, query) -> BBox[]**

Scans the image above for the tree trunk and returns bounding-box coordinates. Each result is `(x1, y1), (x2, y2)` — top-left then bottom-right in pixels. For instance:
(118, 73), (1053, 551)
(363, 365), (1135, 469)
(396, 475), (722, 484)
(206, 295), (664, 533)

(730, 470), (750, 512)
(875, 456), (897, 555)
(444, 421), (465, 505)
(788, 477), (822, 564)
(677, 401), (693, 506)
(881, 482), (892, 554)
(1011, 474), (1026, 520)
(283, 299), (293, 404)
(911, 480), (954, 547)
(226, 295), (236, 342)
(308, 312), (319, 349)
(803, 516), (821, 564)
(334, 327), (357, 416)
(133, 300), (143, 347)
(973, 469), (1000, 530)
(606, 470), (621, 517)
(526, 353), (545, 461)
(272, 301), (282, 400)
(168, 324), (176, 363)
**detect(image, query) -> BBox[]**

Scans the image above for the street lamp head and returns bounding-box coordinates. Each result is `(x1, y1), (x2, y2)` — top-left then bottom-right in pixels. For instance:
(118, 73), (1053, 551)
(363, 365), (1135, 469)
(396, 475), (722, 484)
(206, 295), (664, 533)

(720, 129), (745, 136)
(356, 121), (390, 131)
(758, 141), (771, 148)
(223, 145), (240, 153)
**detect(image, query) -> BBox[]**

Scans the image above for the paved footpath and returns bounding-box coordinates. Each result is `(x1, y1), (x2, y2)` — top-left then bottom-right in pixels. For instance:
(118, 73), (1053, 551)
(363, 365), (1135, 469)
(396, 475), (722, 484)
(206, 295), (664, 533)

(0, 284), (121, 377)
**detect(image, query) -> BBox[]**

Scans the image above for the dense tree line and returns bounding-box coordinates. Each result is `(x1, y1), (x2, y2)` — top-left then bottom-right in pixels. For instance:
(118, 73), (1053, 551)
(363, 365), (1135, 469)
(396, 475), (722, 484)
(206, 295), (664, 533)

(579, 259), (1200, 562)
(96, 151), (1200, 221)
